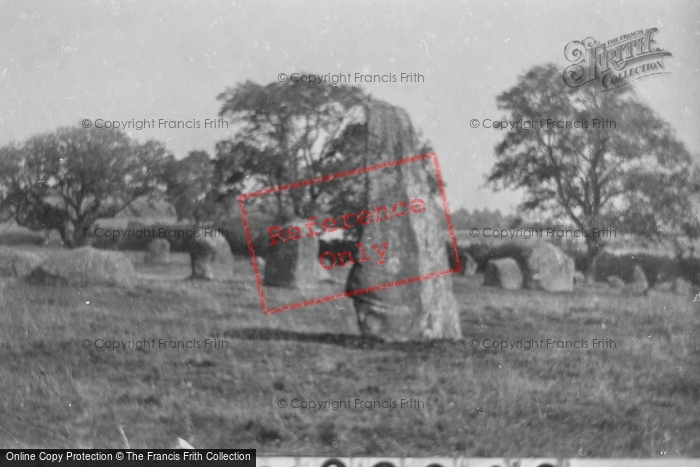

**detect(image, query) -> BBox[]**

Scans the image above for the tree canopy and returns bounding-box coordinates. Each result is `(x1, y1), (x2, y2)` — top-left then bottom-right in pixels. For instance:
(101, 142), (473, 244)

(213, 76), (371, 222)
(0, 125), (170, 247)
(162, 150), (216, 225)
(486, 63), (696, 264)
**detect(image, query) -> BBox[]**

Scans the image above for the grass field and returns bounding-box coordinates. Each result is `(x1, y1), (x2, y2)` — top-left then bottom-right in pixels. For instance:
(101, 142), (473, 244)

(1, 244), (699, 457)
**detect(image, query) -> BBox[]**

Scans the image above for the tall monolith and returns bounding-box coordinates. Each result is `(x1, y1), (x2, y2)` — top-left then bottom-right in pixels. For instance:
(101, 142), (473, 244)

(263, 218), (329, 289)
(345, 100), (462, 342)
(187, 231), (236, 281)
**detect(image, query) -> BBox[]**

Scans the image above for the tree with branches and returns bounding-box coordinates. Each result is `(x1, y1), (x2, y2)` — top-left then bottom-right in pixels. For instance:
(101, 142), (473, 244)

(0, 125), (170, 247)
(213, 76), (370, 222)
(162, 150), (216, 225)
(486, 63), (696, 270)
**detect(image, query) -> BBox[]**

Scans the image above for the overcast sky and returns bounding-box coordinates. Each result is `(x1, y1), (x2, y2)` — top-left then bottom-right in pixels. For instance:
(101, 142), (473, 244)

(1, 0), (698, 214)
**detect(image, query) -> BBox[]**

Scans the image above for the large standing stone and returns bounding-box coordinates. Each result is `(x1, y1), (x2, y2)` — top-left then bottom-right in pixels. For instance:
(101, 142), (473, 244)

(484, 258), (523, 290)
(145, 239), (171, 264)
(0, 247), (45, 278)
(589, 250), (679, 287)
(674, 277), (694, 296)
(29, 246), (135, 286)
(345, 100), (462, 342)
(654, 280), (674, 292)
(607, 276), (626, 289)
(446, 242), (459, 271)
(187, 232), (235, 281)
(527, 243), (574, 292)
(573, 271), (586, 285)
(628, 264), (649, 295)
(256, 257), (266, 275)
(445, 243), (478, 276)
(482, 242), (573, 291)
(263, 219), (328, 289)
(462, 251), (478, 276)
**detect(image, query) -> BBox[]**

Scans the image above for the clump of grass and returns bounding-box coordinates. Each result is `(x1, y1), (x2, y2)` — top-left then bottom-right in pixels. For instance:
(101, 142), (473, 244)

(317, 420), (338, 447)
(244, 419), (283, 445)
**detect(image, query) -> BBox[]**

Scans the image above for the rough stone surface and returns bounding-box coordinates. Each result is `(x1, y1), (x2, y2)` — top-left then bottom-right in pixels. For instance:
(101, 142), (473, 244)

(255, 257), (266, 275)
(483, 258), (523, 290)
(145, 239), (171, 264)
(462, 251), (478, 276)
(607, 276), (626, 289)
(447, 243), (478, 276)
(628, 264), (649, 295)
(0, 279), (6, 307)
(0, 247), (45, 278)
(573, 271), (586, 285)
(481, 242), (573, 291)
(263, 219), (327, 289)
(29, 246), (135, 286)
(446, 242), (459, 271)
(674, 277), (694, 296)
(345, 100), (462, 342)
(590, 250), (679, 287)
(526, 243), (575, 292)
(632, 264), (646, 282)
(654, 280), (674, 292)
(187, 232), (235, 281)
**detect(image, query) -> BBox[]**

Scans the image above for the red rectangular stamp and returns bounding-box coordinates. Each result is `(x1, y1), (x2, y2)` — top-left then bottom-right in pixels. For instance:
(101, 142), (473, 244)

(238, 151), (462, 315)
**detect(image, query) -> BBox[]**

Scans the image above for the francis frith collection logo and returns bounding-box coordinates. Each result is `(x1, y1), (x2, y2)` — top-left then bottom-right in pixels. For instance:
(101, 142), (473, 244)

(563, 28), (672, 91)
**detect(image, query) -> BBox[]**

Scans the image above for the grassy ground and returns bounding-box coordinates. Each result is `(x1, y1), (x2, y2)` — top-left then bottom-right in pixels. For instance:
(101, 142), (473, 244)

(1, 244), (699, 457)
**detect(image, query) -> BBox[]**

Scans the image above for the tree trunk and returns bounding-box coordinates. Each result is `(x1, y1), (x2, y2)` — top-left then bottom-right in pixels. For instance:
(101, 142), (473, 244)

(67, 217), (93, 248)
(584, 234), (602, 281)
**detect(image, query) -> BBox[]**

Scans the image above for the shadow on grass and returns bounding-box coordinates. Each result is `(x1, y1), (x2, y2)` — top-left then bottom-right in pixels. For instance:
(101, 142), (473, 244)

(222, 327), (483, 355)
